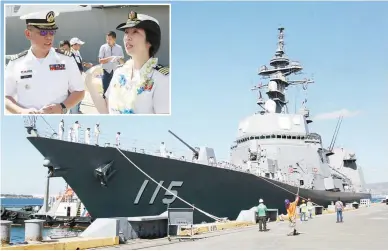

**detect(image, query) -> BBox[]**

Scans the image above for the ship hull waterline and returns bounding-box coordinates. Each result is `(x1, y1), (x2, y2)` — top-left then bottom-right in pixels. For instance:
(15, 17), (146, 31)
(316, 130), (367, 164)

(27, 137), (371, 224)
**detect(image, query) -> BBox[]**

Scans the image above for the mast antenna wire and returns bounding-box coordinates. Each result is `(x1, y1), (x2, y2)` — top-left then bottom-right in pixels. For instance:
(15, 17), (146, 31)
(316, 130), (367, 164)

(115, 147), (224, 222)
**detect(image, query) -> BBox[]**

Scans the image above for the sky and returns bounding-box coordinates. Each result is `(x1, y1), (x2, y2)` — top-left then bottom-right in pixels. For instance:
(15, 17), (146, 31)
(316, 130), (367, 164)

(1, 1), (388, 196)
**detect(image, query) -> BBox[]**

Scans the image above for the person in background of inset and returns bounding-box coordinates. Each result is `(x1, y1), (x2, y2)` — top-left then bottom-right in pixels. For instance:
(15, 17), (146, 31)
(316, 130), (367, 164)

(98, 31), (125, 99)
(69, 37), (93, 114)
(85, 11), (170, 114)
(5, 11), (84, 114)
(59, 40), (70, 51)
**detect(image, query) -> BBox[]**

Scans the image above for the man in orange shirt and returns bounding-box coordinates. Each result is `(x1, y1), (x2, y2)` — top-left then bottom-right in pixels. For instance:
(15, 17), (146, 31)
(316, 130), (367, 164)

(284, 195), (300, 236)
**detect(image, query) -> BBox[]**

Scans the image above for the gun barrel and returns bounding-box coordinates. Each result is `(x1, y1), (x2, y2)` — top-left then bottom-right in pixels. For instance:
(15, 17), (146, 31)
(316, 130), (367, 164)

(168, 130), (198, 154)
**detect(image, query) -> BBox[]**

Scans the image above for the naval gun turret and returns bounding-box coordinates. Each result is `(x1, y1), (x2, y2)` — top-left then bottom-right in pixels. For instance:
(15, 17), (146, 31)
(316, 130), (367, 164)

(168, 130), (217, 165)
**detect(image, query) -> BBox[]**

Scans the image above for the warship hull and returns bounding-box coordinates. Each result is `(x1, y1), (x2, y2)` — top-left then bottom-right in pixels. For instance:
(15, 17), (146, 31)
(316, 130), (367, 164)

(28, 137), (371, 223)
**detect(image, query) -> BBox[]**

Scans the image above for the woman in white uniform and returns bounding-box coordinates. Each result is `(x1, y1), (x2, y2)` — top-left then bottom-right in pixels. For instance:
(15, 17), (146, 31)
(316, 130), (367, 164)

(85, 11), (170, 114)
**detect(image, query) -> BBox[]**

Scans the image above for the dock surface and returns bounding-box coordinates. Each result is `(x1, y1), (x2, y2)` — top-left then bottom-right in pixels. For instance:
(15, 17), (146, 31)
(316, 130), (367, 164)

(93, 203), (387, 250)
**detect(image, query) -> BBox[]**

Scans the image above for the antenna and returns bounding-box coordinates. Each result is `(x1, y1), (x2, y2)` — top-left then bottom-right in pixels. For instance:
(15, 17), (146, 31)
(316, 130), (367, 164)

(329, 115), (343, 151)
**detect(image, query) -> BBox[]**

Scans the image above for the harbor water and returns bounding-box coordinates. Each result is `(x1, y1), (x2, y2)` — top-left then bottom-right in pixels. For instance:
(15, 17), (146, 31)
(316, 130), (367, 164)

(1, 198), (82, 243)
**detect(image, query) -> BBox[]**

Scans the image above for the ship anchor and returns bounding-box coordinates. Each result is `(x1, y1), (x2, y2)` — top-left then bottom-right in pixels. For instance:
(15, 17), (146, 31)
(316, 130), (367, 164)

(94, 161), (116, 187)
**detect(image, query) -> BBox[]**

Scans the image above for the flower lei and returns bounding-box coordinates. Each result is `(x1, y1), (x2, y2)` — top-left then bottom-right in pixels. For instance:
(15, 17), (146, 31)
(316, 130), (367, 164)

(114, 58), (157, 114)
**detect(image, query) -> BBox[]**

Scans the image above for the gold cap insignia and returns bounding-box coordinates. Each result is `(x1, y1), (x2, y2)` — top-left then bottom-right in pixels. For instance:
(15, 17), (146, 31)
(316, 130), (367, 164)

(129, 11), (138, 21)
(46, 11), (55, 23)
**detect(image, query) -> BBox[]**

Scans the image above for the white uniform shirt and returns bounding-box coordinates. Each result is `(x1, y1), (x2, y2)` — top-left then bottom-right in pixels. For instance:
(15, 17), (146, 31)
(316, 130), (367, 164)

(5, 47), (84, 110)
(105, 57), (170, 114)
(85, 130), (90, 144)
(116, 133), (120, 146)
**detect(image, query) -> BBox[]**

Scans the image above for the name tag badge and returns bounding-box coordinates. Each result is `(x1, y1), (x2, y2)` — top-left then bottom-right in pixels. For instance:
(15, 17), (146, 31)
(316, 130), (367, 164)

(49, 64), (66, 71)
(20, 69), (33, 79)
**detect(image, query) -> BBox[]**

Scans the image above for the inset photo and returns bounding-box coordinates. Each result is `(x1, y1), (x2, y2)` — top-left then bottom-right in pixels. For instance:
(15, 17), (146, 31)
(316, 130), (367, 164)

(4, 4), (170, 115)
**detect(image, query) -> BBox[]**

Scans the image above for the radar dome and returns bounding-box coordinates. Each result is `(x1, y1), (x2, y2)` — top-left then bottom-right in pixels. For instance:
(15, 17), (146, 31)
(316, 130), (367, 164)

(264, 99), (276, 113)
(268, 81), (277, 92)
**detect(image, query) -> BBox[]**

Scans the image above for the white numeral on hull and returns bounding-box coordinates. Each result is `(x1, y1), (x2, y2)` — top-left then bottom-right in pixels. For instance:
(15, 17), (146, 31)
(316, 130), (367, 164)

(134, 180), (183, 205)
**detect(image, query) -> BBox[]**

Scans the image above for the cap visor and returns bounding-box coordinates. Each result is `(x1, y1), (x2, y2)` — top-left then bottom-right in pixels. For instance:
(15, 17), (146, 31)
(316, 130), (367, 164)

(116, 21), (148, 31)
(34, 25), (58, 30)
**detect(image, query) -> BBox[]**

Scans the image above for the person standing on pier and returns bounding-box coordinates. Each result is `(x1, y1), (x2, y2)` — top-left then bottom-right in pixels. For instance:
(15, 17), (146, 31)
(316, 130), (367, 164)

(307, 198), (314, 219)
(85, 128), (91, 145)
(300, 200), (308, 221)
(335, 197), (344, 223)
(284, 195), (299, 235)
(256, 198), (268, 232)
(58, 119), (64, 140)
(94, 123), (100, 145)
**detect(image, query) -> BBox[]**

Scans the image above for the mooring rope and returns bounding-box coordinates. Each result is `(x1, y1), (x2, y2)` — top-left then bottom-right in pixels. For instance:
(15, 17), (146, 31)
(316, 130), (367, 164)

(115, 147), (224, 222)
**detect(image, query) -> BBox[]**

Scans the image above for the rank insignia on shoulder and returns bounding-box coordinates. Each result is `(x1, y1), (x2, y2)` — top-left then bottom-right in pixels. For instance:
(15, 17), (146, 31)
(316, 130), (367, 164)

(8, 50), (28, 61)
(55, 48), (73, 57)
(154, 64), (169, 76)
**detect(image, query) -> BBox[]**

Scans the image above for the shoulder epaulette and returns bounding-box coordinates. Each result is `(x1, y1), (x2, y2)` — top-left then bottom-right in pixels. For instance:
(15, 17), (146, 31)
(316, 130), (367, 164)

(154, 64), (169, 76)
(8, 50), (28, 61)
(55, 48), (73, 57)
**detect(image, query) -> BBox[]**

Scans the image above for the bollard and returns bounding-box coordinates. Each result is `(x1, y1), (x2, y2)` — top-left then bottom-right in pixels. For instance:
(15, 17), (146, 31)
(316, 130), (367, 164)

(1, 220), (12, 245)
(24, 219), (45, 242)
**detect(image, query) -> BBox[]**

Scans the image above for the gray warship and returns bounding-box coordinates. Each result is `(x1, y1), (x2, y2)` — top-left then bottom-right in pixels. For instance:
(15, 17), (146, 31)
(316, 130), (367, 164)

(25, 27), (371, 224)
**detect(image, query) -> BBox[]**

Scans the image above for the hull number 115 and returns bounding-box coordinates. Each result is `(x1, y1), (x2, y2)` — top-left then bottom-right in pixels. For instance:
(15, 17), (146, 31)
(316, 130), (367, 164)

(134, 180), (183, 205)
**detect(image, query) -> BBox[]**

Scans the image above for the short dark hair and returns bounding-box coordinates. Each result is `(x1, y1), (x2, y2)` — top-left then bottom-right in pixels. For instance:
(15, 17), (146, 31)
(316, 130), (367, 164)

(59, 40), (70, 47)
(107, 31), (116, 39)
(144, 29), (160, 57)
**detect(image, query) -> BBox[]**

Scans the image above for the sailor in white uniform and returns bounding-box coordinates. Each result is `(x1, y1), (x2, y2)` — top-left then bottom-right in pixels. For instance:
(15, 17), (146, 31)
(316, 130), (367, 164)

(58, 119), (64, 140)
(160, 142), (167, 157)
(73, 121), (81, 142)
(68, 127), (73, 142)
(85, 128), (91, 145)
(116, 132), (121, 147)
(4, 10), (85, 114)
(94, 123), (100, 145)
(84, 11), (170, 114)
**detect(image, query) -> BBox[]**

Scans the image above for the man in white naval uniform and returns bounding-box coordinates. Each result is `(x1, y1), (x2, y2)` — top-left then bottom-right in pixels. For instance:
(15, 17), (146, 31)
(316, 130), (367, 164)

(4, 10), (85, 114)
(94, 123), (100, 146)
(73, 121), (81, 143)
(116, 132), (121, 147)
(58, 119), (64, 140)
(85, 128), (91, 145)
(68, 127), (73, 142)
(160, 142), (167, 157)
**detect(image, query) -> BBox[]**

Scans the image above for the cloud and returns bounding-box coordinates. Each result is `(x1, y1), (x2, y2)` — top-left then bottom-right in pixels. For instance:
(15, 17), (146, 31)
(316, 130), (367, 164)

(314, 109), (362, 121)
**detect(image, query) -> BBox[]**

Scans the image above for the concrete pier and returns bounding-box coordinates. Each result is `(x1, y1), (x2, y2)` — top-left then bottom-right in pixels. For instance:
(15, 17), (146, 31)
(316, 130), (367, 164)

(92, 203), (388, 250)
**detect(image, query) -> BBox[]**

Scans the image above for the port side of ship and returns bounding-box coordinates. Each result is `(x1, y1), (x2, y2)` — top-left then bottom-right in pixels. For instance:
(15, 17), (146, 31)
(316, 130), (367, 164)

(26, 27), (371, 224)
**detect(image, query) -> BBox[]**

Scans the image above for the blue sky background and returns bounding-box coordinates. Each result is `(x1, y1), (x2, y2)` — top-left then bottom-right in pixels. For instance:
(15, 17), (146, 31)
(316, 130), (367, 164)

(1, 1), (388, 196)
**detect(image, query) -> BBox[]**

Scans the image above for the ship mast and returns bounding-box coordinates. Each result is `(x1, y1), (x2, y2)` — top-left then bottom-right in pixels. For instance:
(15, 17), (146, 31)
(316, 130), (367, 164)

(252, 27), (314, 119)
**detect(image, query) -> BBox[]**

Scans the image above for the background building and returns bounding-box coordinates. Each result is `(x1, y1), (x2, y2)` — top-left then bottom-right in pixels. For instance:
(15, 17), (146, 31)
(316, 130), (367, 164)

(5, 4), (170, 66)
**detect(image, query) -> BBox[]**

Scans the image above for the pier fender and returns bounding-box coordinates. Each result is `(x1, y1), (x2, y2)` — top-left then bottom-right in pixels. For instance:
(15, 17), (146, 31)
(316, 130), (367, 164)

(236, 207), (256, 223)
(80, 218), (120, 241)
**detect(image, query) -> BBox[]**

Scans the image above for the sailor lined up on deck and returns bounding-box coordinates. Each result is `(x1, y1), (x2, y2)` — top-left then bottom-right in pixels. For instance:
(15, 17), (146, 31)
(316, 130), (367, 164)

(94, 123), (100, 145)
(58, 119), (64, 140)
(160, 142), (166, 157)
(5, 10), (85, 114)
(84, 11), (170, 114)
(85, 128), (91, 145)
(68, 127), (73, 142)
(73, 121), (81, 143)
(116, 132), (121, 147)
